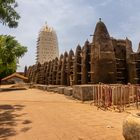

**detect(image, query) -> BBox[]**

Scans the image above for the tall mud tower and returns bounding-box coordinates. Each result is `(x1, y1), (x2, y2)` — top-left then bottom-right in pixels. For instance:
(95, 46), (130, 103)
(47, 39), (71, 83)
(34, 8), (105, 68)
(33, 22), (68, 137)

(36, 23), (59, 64)
(90, 19), (117, 83)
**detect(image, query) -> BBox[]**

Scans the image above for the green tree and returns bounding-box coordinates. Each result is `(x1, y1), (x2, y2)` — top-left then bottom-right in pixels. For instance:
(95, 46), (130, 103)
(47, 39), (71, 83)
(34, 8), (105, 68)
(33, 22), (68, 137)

(0, 0), (20, 28)
(0, 35), (27, 78)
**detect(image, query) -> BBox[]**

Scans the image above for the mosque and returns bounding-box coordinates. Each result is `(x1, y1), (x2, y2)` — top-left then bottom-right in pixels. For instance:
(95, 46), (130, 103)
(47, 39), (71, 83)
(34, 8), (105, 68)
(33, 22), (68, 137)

(27, 19), (140, 85)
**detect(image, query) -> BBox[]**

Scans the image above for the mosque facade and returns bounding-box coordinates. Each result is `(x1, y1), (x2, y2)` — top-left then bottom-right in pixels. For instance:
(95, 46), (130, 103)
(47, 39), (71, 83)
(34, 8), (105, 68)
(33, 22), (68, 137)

(27, 19), (140, 85)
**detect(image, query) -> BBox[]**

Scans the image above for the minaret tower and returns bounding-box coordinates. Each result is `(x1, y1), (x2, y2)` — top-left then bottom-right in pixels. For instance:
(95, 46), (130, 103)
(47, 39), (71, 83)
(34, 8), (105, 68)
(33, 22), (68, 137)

(36, 23), (59, 64)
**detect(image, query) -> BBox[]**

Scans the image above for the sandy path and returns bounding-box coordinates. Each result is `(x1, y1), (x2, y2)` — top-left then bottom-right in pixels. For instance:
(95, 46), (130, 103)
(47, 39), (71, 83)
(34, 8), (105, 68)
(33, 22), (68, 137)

(0, 88), (128, 140)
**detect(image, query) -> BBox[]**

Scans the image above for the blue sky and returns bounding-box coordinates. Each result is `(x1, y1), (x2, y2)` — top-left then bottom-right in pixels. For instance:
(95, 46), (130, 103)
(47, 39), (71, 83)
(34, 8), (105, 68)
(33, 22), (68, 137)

(0, 0), (140, 71)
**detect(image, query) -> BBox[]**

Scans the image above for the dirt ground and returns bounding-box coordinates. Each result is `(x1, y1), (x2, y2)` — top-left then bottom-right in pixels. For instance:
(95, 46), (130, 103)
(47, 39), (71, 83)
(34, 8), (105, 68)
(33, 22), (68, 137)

(0, 86), (135, 140)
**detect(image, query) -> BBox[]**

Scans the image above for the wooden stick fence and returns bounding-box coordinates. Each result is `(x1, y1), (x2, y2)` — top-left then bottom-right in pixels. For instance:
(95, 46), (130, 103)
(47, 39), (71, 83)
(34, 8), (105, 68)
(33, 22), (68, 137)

(93, 84), (140, 111)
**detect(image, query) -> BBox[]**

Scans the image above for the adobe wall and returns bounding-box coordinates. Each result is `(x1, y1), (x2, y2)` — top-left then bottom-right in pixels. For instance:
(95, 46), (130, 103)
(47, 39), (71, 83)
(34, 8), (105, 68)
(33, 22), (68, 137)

(26, 20), (140, 86)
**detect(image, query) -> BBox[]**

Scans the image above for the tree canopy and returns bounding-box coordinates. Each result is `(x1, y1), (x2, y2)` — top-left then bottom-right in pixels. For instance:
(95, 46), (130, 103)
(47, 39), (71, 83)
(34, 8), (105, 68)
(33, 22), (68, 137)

(0, 35), (27, 78)
(0, 0), (20, 28)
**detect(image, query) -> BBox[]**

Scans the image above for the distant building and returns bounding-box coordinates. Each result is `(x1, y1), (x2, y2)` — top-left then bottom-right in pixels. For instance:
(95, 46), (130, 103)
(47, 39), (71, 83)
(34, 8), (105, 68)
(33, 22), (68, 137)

(2, 73), (28, 84)
(36, 23), (59, 64)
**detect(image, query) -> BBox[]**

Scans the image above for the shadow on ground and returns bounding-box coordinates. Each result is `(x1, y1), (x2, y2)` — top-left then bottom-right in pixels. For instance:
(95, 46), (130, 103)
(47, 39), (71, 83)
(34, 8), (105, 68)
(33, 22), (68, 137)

(0, 104), (32, 140)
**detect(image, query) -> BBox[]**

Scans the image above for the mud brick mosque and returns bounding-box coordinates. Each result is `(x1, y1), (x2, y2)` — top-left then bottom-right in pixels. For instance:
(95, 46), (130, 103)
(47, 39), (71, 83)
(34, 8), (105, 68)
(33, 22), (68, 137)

(26, 19), (140, 85)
